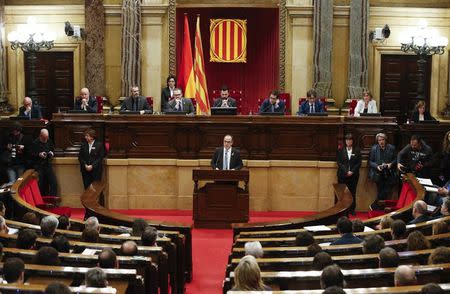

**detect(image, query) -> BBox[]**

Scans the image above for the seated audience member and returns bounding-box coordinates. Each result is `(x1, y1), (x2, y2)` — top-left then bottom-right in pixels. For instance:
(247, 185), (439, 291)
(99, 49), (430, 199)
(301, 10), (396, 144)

(376, 215), (394, 230)
(74, 87), (98, 113)
(353, 90), (377, 117)
(421, 283), (444, 294)
(428, 246), (450, 265)
(30, 129), (57, 196)
(322, 286), (347, 294)
(161, 75), (177, 111)
(45, 282), (71, 294)
(141, 226), (158, 247)
(22, 211), (40, 225)
(259, 90), (285, 114)
(85, 216), (100, 232)
(429, 186), (450, 209)
(410, 100), (436, 123)
(0, 216), (8, 234)
(313, 251), (334, 271)
(320, 264), (345, 289)
(231, 255), (271, 291)
(379, 247), (400, 268)
(18, 96), (42, 119)
(391, 219), (407, 240)
(394, 265), (417, 286)
(352, 219), (365, 233)
(438, 197), (450, 217)
(397, 135), (433, 178)
(17, 229), (37, 250)
(82, 227), (100, 243)
(295, 231), (315, 246)
(244, 241), (263, 258)
(40, 215), (59, 238)
(331, 216), (362, 245)
(210, 134), (243, 170)
(132, 218), (149, 237)
(298, 89), (324, 115)
(120, 86), (152, 114)
(213, 85), (236, 108)
(408, 200), (430, 224)
(0, 201), (5, 217)
(407, 230), (431, 251)
(57, 215), (70, 230)
(33, 246), (61, 266)
(3, 257), (25, 284)
(85, 267), (108, 288)
(50, 235), (71, 253)
(3, 123), (29, 184)
(165, 88), (195, 114)
(432, 221), (448, 235)
(121, 240), (138, 256)
(98, 248), (118, 269)
(306, 243), (323, 257)
(362, 235), (385, 254)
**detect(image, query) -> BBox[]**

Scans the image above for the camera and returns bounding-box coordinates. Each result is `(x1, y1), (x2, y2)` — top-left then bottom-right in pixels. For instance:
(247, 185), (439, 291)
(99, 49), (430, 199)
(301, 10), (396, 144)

(11, 144), (16, 158)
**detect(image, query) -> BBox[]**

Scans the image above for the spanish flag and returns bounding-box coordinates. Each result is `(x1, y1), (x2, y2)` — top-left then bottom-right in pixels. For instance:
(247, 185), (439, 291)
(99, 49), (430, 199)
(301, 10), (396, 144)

(194, 16), (211, 115)
(178, 14), (196, 99)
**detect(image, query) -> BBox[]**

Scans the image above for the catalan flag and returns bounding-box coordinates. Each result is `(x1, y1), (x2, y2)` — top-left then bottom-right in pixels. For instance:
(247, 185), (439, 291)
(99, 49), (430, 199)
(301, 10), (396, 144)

(178, 14), (196, 99)
(210, 19), (247, 63)
(194, 16), (211, 115)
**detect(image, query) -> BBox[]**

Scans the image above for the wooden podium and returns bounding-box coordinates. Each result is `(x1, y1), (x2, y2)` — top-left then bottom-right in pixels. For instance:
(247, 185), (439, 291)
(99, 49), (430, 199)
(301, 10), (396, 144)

(192, 170), (249, 228)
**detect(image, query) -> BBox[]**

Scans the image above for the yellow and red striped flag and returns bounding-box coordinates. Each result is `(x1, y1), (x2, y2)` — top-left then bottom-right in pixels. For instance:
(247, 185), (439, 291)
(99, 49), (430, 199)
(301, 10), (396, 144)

(194, 16), (211, 115)
(178, 14), (196, 99)
(210, 19), (247, 63)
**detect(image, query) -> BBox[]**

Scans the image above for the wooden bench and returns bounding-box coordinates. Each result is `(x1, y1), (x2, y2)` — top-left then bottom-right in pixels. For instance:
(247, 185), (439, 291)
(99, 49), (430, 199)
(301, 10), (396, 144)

(0, 284), (118, 294)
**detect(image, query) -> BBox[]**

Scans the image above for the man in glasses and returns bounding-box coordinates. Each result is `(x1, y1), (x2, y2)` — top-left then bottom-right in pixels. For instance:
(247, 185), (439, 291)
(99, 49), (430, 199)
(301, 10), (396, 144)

(211, 134), (243, 170)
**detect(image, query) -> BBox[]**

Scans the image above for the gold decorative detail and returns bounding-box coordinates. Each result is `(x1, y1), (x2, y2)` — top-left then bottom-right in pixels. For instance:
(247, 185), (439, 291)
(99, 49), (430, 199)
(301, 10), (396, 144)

(279, 0), (286, 91)
(168, 0), (176, 75)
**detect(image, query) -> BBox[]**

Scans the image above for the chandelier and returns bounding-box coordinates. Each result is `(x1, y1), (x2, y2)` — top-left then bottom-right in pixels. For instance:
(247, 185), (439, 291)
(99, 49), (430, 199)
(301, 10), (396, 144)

(7, 16), (56, 52)
(400, 20), (448, 57)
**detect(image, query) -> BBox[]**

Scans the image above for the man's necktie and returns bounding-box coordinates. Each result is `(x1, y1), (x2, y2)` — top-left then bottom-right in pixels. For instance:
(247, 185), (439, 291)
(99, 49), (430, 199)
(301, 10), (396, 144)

(313, 104), (315, 113)
(271, 104), (275, 112)
(223, 150), (228, 170)
(309, 105), (312, 113)
(133, 99), (137, 111)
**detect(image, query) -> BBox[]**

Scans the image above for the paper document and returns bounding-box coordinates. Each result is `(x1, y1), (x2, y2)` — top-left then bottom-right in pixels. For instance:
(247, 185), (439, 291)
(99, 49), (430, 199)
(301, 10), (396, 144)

(82, 248), (101, 255)
(427, 205), (437, 212)
(363, 226), (375, 232)
(304, 225), (331, 232)
(7, 228), (18, 235)
(417, 177), (433, 186)
(319, 242), (332, 247)
(425, 186), (438, 193)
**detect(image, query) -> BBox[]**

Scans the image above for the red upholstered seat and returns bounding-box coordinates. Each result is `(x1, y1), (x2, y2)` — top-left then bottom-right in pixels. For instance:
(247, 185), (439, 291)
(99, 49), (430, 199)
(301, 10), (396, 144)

(20, 186), (35, 206)
(348, 99), (357, 116)
(95, 96), (104, 113)
(279, 92), (290, 114)
(368, 181), (417, 218)
(25, 178), (71, 217)
(146, 97), (153, 108)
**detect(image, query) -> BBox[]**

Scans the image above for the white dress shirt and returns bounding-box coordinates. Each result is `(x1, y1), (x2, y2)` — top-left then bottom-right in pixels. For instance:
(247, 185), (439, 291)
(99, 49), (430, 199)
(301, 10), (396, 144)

(223, 148), (231, 170)
(88, 140), (95, 154)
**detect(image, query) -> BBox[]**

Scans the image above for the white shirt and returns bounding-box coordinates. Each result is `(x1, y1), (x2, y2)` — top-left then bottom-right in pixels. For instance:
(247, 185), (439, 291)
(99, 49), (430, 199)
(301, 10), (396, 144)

(88, 140), (95, 154)
(346, 147), (352, 159)
(223, 148), (231, 170)
(169, 87), (174, 98)
(419, 113), (424, 121)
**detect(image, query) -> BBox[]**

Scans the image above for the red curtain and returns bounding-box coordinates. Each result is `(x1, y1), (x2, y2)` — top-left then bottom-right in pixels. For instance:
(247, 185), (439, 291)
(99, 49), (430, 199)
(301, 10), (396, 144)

(176, 8), (279, 114)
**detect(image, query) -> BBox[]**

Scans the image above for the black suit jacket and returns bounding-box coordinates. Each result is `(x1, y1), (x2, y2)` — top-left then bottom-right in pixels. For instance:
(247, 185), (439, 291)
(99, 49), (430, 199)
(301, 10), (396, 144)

(210, 147), (243, 170)
(78, 140), (105, 176)
(336, 147), (361, 181)
(161, 87), (173, 111)
(213, 97), (237, 108)
(120, 96), (152, 114)
(19, 105), (42, 119)
(74, 96), (98, 113)
(410, 110), (436, 123)
(166, 98), (195, 114)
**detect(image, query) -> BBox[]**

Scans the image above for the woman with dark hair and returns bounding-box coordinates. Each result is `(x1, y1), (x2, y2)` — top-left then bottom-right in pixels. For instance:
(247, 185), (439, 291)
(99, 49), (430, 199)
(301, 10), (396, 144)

(78, 128), (105, 189)
(161, 75), (177, 111)
(410, 100), (436, 123)
(407, 230), (431, 251)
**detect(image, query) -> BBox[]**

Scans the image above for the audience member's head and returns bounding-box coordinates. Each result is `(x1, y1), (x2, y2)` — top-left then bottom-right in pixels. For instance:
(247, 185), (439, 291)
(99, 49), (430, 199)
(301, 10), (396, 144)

(244, 241), (264, 258)
(336, 216), (353, 235)
(57, 215), (70, 230)
(132, 218), (149, 237)
(233, 255), (267, 291)
(295, 231), (315, 246)
(394, 265), (417, 286)
(0, 201), (6, 217)
(45, 282), (71, 294)
(407, 230), (431, 251)
(320, 264), (345, 289)
(0, 216), (7, 234)
(121, 240), (138, 256)
(98, 248), (118, 269)
(81, 228), (99, 243)
(40, 215), (59, 238)
(428, 246), (450, 265)
(322, 286), (347, 294)
(34, 246), (61, 266)
(85, 267), (108, 288)
(379, 215), (394, 229)
(412, 200), (427, 219)
(362, 234), (385, 254)
(421, 283), (444, 294)
(306, 243), (323, 257)
(432, 221), (448, 235)
(313, 251), (334, 271)
(3, 257), (25, 284)
(17, 228), (37, 250)
(22, 211), (40, 225)
(440, 197), (450, 216)
(141, 226), (158, 247)
(85, 216), (100, 232)
(391, 219), (407, 240)
(379, 247), (399, 268)
(50, 235), (71, 253)
(352, 219), (365, 233)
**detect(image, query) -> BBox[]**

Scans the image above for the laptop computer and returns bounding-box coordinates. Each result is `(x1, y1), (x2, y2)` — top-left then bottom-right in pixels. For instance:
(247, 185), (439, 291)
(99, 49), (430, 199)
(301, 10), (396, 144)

(360, 113), (382, 117)
(211, 107), (237, 115)
(307, 112), (328, 116)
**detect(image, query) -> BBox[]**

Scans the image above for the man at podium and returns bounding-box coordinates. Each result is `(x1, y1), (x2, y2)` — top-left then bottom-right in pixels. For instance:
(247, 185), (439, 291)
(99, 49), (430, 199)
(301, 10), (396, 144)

(211, 135), (243, 170)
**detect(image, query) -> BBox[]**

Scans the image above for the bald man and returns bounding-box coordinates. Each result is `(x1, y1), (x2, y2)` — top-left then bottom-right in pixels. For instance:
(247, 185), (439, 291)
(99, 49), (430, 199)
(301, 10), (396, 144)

(31, 129), (57, 196)
(74, 88), (98, 113)
(18, 97), (42, 119)
(408, 200), (430, 224)
(394, 265), (417, 287)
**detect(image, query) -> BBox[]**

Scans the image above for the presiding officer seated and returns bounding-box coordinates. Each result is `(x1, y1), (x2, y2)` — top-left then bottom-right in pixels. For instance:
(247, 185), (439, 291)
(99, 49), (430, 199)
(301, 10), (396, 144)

(165, 88), (195, 114)
(74, 87), (98, 113)
(212, 85), (236, 108)
(259, 90), (285, 114)
(19, 97), (42, 119)
(120, 86), (152, 114)
(298, 89), (324, 115)
(211, 134), (243, 170)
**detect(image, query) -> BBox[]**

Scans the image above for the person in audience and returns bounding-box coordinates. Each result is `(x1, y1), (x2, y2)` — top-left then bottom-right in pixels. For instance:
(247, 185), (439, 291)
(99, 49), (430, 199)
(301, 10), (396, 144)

(432, 221), (448, 235)
(34, 246), (61, 266)
(421, 283), (444, 294)
(298, 89), (324, 115)
(331, 216), (362, 245)
(336, 133), (361, 215)
(30, 129), (57, 196)
(50, 235), (71, 253)
(57, 215), (70, 230)
(81, 228), (99, 243)
(3, 122), (29, 184)
(376, 215), (394, 230)
(352, 219), (365, 233)
(45, 282), (71, 294)
(428, 246), (450, 265)
(407, 230), (431, 251)
(379, 247), (399, 268)
(322, 286), (347, 294)
(120, 85), (152, 114)
(74, 87), (98, 113)
(132, 218), (149, 237)
(368, 133), (397, 210)
(18, 96), (42, 119)
(397, 134), (433, 178)
(244, 241), (264, 258)
(0, 201), (5, 217)
(306, 243), (323, 257)
(213, 85), (236, 108)
(410, 100), (436, 123)
(3, 257), (25, 284)
(362, 235), (385, 254)
(438, 196), (450, 217)
(354, 90), (378, 117)
(121, 240), (138, 256)
(408, 200), (430, 224)
(259, 90), (285, 114)
(394, 265), (417, 286)
(40, 215), (59, 238)
(98, 248), (118, 269)
(85, 216), (100, 232)
(17, 228), (37, 250)
(428, 184), (450, 209)
(313, 251), (334, 271)
(165, 88), (195, 114)
(0, 216), (8, 234)
(295, 231), (315, 246)
(161, 75), (176, 111)
(320, 264), (345, 289)
(22, 211), (40, 225)
(0, 242), (4, 259)
(439, 130), (450, 184)
(78, 128), (105, 189)
(85, 267), (108, 288)
(391, 219), (407, 240)
(231, 255), (271, 291)
(211, 134), (243, 170)
(141, 226), (158, 247)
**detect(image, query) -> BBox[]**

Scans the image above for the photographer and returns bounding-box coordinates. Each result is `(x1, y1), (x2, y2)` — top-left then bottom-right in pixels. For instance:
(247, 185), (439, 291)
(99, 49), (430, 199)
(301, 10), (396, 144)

(397, 135), (433, 178)
(1, 123), (30, 184)
(369, 133), (397, 210)
(30, 129), (57, 196)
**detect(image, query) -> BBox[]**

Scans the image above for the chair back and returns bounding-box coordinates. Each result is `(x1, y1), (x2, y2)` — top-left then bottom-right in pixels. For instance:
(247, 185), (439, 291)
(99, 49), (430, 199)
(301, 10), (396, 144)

(29, 178), (45, 206)
(19, 185), (35, 206)
(349, 99), (358, 116)
(95, 96), (104, 113)
(146, 97), (153, 108)
(396, 182), (417, 210)
(279, 92), (290, 114)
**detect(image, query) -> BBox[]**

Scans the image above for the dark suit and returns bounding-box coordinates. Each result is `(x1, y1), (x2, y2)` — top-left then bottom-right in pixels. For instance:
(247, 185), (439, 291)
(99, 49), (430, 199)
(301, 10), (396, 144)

(368, 143), (397, 201)
(74, 96), (98, 113)
(78, 140), (105, 189)
(259, 99), (285, 114)
(161, 87), (174, 111)
(166, 98), (195, 114)
(298, 100), (324, 115)
(408, 214), (430, 225)
(330, 233), (363, 245)
(213, 97), (237, 108)
(337, 147), (361, 213)
(19, 105), (42, 119)
(410, 110), (436, 123)
(30, 138), (57, 196)
(120, 96), (152, 114)
(211, 147), (243, 170)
